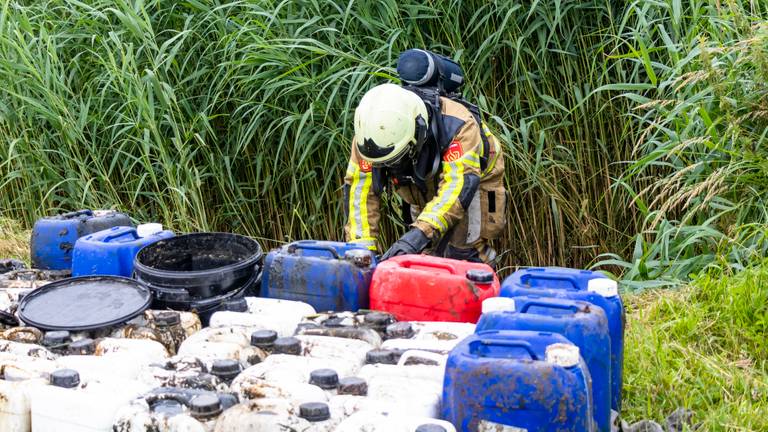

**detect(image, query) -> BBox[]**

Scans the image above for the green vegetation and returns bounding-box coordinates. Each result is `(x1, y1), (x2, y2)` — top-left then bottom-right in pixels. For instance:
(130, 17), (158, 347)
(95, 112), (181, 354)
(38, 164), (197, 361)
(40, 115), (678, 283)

(0, 0), (640, 269)
(2, 0), (767, 284)
(623, 264), (768, 429)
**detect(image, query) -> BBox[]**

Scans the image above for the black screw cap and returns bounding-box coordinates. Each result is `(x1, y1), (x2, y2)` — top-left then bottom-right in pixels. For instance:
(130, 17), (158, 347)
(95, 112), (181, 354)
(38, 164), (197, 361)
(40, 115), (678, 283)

(210, 359), (242, 382)
(250, 330), (278, 348)
(386, 322), (415, 339)
(322, 316), (346, 328)
(189, 394), (222, 419)
(154, 311), (181, 326)
(364, 312), (394, 330)
(42, 331), (71, 346)
(309, 369), (339, 390)
(365, 349), (397, 365)
(338, 377), (368, 396)
(68, 338), (95, 355)
(273, 337), (301, 355)
(466, 269), (494, 283)
(50, 369), (80, 388)
(299, 402), (330, 422)
(223, 298), (248, 312)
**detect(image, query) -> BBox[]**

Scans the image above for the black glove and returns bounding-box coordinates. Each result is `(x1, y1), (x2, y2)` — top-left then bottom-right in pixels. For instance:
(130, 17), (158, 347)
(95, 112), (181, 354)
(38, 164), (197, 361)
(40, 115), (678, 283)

(380, 228), (430, 261)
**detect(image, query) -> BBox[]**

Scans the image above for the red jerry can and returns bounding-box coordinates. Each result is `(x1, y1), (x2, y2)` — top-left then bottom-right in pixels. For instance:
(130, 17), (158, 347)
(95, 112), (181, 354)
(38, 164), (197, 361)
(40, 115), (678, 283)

(369, 254), (500, 322)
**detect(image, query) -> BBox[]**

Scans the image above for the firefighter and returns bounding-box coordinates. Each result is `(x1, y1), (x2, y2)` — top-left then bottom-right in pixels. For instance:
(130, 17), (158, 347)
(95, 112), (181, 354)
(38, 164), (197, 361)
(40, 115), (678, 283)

(343, 83), (506, 265)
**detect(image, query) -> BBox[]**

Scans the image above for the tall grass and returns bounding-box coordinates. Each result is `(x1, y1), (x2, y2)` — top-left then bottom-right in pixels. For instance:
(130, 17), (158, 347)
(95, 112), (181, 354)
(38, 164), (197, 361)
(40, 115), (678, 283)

(1, 0), (768, 279)
(595, 1), (768, 286)
(0, 0), (641, 269)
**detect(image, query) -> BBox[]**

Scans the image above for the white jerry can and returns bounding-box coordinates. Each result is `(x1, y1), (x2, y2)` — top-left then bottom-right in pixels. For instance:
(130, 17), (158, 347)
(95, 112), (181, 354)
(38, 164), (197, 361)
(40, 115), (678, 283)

(296, 334), (373, 376)
(381, 321), (475, 354)
(357, 351), (447, 418)
(176, 326), (267, 369)
(30, 369), (151, 432)
(138, 356), (236, 392)
(208, 297), (316, 338)
(0, 340), (55, 360)
(0, 356), (56, 432)
(214, 401), (342, 432)
(54, 337), (169, 382)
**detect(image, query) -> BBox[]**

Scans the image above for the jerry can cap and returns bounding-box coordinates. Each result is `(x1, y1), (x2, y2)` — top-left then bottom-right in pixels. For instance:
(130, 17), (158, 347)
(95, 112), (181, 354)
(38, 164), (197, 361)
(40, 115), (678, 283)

(211, 359), (241, 380)
(482, 297), (516, 314)
(251, 330), (278, 347)
(545, 343), (580, 368)
(42, 330), (71, 346)
(365, 349), (397, 365)
(587, 278), (619, 298)
(273, 337), (301, 355)
(338, 377), (368, 396)
(189, 394), (222, 418)
(50, 369), (80, 388)
(309, 368), (339, 390)
(386, 321), (415, 339)
(466, 269), (494, 283)
(299, 402), (330, 422)
(222, 298), (248, 312)
(154, 311), (181, 326)
(68, 338), (95, 355)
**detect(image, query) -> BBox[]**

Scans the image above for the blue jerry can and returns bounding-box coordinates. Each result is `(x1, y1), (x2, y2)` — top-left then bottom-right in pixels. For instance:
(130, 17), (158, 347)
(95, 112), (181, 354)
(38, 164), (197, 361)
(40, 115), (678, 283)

(477, 296), (612, 432)
(31, 210), (134, 270)
(500, 266), (625, 413)
(260, 240), (376, 312)
(443, 330), (594, 432)
(71, 226), (175, 277)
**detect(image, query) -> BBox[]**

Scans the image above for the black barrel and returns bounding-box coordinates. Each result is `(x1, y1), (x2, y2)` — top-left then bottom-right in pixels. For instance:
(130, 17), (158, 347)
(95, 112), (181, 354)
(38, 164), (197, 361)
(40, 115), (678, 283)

(134, 233), (262, 323)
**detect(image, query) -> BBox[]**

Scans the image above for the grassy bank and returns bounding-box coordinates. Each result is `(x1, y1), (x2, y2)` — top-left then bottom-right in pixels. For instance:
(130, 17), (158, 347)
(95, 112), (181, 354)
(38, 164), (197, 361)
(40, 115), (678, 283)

(622, 268), (768, 429)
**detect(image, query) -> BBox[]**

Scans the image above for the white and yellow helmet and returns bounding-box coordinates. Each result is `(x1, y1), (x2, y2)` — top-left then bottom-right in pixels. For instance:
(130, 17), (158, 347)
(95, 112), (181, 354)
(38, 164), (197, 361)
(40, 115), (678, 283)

(354, 83), (429, 167)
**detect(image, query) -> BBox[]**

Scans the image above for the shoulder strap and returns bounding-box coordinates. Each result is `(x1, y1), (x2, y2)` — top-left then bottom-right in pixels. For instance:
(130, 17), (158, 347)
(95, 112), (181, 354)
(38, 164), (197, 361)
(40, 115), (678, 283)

(453, 98), (490, 173)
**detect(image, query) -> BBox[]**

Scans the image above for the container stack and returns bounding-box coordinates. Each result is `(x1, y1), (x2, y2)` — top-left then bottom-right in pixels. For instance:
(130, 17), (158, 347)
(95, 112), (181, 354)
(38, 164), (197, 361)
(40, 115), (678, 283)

(0, 209), (626, 431)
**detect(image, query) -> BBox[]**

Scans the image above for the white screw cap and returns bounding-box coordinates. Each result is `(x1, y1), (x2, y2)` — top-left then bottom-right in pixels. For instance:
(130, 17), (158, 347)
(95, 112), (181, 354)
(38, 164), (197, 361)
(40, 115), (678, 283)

(92, 209), (115, 217)
(137, 223), (163, 237)
(482, 297), (516, 314)
(545, 343), (580, 368)
(587, 278), (619, 298)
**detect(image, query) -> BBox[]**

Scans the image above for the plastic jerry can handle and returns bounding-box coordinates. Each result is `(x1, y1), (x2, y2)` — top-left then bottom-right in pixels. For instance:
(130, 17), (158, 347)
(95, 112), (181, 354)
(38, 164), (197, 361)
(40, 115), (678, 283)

(286, 242), (340, 259)
(397, 349), (446, 367)
(471, 338), (538, 360)
(59, 209), (94, 219)
(103, 227), (141, 242)
(523, 272), (581, 290)
(518, 300), (581, 314)
(397, 258), (457, 274)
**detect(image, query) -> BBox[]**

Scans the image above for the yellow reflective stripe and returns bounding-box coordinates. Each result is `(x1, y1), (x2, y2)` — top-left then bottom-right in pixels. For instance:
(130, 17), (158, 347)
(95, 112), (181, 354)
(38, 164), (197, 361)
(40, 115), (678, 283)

(359, 171), (372, 239)
(345, 161), (356, 177)
(350, 237), (376, 251)
(348, 166), (373, 240)
(464, 151), (481, 169)
(420, 159), (465, 234)
(483, 137), (501, 177)
(418, 213), (448, 233)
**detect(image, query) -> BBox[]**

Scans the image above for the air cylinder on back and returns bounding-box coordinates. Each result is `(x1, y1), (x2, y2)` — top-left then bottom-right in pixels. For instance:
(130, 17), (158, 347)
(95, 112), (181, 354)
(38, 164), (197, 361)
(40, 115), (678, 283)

(397, 49), (464, 94)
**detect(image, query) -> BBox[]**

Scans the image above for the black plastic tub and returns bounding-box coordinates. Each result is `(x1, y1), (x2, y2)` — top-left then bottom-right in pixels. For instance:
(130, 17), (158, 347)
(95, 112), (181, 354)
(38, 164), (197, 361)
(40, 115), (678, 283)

(18, 276), (152, 331)
(134, 233), (263, 299)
